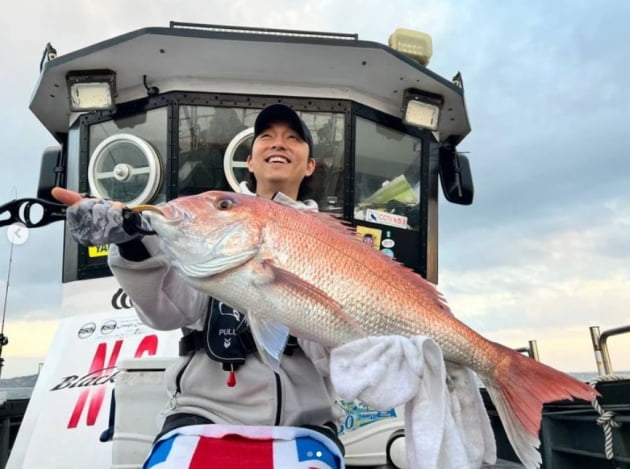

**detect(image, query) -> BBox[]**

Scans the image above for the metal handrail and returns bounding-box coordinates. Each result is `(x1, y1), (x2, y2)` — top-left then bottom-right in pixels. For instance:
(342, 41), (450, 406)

(515, 340), (540, 361)
(590, 325), (630, 375)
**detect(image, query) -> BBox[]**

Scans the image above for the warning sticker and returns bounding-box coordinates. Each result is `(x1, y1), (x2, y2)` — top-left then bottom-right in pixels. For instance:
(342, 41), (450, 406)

(88, 244), (109, 257)
(365, 209), (408, 228)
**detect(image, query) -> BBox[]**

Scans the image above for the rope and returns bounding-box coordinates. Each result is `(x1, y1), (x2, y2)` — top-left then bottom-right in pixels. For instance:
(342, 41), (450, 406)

(588, 374), (627, 465)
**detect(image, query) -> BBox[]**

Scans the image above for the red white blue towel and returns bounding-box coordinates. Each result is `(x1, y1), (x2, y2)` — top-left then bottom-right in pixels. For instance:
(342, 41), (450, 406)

(143, 424), (344, 469)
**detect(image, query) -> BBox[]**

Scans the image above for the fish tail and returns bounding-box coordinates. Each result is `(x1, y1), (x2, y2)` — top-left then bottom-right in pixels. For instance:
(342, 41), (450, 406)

(479, 343), (600, 469)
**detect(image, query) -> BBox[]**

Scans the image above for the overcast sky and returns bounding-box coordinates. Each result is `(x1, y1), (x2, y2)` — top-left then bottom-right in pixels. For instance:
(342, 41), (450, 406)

(0, 0), (629, 379)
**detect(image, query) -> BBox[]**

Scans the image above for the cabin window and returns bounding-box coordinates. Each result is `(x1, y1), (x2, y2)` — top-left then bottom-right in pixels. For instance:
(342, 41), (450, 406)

(177, 106), (345, 213)
(354, 116), (422, 231)
(178, 106), (249, 195)
(302, 111), (345, 215)
(87, 108), (168, 205)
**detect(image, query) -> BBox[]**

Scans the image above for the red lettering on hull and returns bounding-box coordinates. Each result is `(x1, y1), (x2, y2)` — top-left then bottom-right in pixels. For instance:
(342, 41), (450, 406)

(67, 335), (158, 428)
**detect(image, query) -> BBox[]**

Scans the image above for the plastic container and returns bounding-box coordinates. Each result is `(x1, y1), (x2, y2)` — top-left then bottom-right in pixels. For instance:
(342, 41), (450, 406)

(111, 357), (176, 469)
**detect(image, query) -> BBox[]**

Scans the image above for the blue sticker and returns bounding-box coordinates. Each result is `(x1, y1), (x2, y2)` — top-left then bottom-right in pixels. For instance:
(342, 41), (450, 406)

(380, 248), (394, 258)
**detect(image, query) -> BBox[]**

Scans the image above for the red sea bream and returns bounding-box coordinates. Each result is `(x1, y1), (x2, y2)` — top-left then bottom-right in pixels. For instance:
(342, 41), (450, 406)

(144, 190), (599, 469)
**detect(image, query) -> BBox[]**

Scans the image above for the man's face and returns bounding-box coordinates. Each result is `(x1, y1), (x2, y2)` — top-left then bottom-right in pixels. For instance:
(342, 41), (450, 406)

(248, 122), (315, 191)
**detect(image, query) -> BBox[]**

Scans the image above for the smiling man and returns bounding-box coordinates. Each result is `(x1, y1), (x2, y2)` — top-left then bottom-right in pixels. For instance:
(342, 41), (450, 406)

(243, 104), (317, 200)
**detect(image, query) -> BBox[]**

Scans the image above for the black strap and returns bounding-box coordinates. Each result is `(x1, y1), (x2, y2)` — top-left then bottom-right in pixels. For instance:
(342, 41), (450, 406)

(178, 330), (205, 356)
(284, 335), (300, 356)
(117, 238), (151, 262)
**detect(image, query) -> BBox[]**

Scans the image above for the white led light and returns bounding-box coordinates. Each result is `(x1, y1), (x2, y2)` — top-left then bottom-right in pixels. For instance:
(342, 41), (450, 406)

(66, 70), (116, 112)
(70, 82), (114, 111)
(403, 99), (440, 131)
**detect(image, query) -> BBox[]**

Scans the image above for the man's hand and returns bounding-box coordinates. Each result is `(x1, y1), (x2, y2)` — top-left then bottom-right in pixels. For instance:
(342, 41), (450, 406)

(51, 187), (144, 247)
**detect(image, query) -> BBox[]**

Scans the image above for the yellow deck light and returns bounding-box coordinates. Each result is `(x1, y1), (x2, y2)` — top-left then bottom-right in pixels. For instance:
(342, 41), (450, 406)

(388, 28), (433, 66)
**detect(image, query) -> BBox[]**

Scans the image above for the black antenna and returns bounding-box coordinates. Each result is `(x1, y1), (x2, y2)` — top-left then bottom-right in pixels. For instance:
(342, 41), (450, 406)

(39, 42), (58, 72)
(143, 75), (159, 96)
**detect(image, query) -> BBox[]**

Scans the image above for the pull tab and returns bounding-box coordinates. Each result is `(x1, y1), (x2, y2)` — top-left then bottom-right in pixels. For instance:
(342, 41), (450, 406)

(226, 365), (236, 387)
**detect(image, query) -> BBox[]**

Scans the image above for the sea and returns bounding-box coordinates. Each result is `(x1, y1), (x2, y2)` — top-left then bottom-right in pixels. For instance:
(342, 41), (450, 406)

(1, 387), (34, 400)
(1, 371), (628, 402)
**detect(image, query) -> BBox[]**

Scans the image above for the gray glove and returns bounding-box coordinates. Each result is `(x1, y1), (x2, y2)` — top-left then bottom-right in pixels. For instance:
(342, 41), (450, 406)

(66, 199), (149, 246)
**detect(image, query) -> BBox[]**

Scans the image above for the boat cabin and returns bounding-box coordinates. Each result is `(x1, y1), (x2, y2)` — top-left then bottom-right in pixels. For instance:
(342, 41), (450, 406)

(32, 22), (473, 285)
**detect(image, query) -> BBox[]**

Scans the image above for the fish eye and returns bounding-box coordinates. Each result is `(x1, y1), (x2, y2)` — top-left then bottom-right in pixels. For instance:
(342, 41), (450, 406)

(216, 198), (233, 210)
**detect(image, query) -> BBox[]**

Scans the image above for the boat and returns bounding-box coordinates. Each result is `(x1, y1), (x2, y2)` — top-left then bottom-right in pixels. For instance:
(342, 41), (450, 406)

(0, 21), (628, 468)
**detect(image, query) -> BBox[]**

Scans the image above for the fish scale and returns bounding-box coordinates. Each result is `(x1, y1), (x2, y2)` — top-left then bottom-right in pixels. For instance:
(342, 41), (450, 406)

(264, 207), (448, 339)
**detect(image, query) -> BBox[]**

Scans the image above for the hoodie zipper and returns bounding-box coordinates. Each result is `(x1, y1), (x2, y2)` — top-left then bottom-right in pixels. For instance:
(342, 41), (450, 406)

(273, 372), (282, 425)
(175, 354), (194, 395)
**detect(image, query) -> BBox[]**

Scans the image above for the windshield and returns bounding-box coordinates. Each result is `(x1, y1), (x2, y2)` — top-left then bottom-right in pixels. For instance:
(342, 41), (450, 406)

(354, 116), (422, 232)
(178, 105), (346, 212)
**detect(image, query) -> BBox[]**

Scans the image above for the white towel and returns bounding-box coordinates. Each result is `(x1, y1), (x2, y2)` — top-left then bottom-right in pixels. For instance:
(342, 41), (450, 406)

(330, 336), (496, 469)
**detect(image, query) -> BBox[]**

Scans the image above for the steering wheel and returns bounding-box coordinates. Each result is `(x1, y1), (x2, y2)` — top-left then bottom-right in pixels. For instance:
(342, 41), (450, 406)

(223, 127), (254, 193)
(88, 134), (162, 206)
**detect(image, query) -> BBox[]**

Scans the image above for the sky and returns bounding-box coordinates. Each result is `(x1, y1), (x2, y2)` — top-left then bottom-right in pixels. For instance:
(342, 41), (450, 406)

(0, 0), (629, 379)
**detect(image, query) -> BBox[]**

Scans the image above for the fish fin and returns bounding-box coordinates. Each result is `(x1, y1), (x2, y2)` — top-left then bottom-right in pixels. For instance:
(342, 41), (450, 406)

(481, 343), (600, 469)
(246, 313), (290, 372)
(259, 259), (367, 336)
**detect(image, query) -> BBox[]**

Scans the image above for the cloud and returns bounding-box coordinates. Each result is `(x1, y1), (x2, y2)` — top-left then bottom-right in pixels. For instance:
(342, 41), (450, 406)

(439, 197), (630, 373)
(488, 324), (630, 374)
(430, 1), (630, 234)
(1, 319), (59, 378)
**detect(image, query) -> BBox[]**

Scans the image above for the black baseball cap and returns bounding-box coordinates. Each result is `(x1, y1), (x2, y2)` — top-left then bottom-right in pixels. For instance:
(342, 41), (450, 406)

(253, 104), (314, 157)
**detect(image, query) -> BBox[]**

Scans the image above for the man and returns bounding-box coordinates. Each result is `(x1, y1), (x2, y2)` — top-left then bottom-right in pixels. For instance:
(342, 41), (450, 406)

(52, 104), (344, 468)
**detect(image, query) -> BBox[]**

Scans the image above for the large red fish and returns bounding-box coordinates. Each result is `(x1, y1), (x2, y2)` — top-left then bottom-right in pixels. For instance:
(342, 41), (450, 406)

(140, 190), (598, 469)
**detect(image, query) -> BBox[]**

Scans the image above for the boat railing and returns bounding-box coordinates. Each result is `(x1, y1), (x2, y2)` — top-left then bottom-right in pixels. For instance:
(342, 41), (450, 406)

(168, 21), (359, 40)
(515, 340), (540, 361)
(589, 325), (630, 375)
